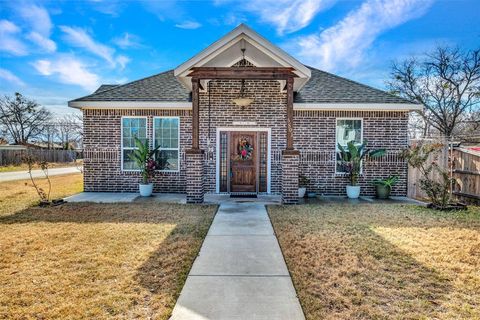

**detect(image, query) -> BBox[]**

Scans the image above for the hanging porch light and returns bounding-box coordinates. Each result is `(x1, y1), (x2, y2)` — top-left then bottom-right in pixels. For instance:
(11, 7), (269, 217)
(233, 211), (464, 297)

(232, 48), (254, 108)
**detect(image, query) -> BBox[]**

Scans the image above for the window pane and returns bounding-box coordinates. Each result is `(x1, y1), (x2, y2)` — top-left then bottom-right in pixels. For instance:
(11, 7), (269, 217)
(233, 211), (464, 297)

(336, 152), (346, 173)
(154, 118), (180, 156)
(122, 118), (147, 170)
(337, 119), (362, 147)
(123, 150), (139, 170)
(156, 150), (179, 171)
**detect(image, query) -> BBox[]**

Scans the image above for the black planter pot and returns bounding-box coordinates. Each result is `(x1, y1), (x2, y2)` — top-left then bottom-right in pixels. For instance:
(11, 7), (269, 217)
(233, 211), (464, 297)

(375, 185), (391, 199)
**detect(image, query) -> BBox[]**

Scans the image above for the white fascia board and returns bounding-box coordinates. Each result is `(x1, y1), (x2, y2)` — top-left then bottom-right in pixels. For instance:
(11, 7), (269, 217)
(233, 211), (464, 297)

(293, 103), (423, 111)
(174, 24), (310, 80)
(68, 101), (192, 110)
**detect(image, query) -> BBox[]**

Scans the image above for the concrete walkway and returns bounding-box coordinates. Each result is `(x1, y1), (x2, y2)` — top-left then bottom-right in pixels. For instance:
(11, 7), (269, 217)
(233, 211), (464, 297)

(170, 202), (305, 320)
(0, 167), (82, 182)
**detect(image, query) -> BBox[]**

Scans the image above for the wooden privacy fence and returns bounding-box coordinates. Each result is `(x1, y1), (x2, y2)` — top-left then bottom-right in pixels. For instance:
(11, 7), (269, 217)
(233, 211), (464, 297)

(408, 146), (480, 204)
(0, 149), (83, 166)
(452, 148), (480, 203)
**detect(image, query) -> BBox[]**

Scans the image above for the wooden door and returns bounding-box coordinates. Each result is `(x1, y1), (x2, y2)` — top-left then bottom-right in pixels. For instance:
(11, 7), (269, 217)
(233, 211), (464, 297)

(230, 132), (257, 193)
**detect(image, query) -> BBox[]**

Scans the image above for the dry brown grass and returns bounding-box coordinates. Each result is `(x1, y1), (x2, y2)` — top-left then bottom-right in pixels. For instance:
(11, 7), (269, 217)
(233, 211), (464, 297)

(0, 173), (83, 217)
(268, 203), (480, 320)
(0, 202), (217, 319)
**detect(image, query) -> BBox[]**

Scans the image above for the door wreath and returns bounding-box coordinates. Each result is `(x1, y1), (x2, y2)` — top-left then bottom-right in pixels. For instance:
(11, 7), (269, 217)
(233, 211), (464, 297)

(237, 137), (254, 160)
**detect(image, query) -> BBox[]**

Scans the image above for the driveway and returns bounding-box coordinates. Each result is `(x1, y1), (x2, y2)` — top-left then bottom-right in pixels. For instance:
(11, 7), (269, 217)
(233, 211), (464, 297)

(0, 167), (82, 182)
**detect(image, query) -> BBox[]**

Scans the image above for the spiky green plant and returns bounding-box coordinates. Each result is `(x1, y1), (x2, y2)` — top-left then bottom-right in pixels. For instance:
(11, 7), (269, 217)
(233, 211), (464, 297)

(337, 140), (386, 186)
(128, 137), (160, 184)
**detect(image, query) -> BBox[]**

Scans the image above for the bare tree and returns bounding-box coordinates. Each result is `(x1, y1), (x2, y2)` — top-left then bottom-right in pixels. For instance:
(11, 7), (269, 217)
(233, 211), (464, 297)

(0, 93), (52, 145)
(388, 46), (480, 138)
(54, 114), (83, 149)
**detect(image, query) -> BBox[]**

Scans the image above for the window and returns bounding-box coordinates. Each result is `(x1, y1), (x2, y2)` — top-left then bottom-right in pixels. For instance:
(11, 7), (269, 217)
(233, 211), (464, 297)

(336, 119), (362, 173)
(154, 117), (180, 171)
(122, 117), (147, 170)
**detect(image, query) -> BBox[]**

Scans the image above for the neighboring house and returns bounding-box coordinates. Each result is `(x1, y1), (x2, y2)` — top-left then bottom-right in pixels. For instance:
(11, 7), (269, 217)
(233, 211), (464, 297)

(69, 24), (421, 204)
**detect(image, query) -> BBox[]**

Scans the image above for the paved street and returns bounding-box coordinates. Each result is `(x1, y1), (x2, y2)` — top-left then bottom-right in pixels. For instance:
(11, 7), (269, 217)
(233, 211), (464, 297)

(0, 167), (82, 182)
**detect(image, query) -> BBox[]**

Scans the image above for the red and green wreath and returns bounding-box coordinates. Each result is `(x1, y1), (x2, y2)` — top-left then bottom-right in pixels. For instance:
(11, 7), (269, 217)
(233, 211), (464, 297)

(237, 138), (254, 160)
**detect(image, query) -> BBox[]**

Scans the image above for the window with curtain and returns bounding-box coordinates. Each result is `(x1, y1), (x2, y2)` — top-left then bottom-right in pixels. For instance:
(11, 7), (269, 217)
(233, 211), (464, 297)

(336, 119), (362, 173)
(122, 117), (147, 170)
(154, 117), (180, 171)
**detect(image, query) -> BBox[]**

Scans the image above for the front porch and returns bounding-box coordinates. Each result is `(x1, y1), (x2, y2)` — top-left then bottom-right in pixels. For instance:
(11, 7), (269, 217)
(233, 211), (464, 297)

(185, 67), (300, 204)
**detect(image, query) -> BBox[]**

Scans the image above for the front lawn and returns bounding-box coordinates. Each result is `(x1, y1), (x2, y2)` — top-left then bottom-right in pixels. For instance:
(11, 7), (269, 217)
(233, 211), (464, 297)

(268, 203), (480, 320)
(0, 173), (83, 216)
(0, 202), (217, 319)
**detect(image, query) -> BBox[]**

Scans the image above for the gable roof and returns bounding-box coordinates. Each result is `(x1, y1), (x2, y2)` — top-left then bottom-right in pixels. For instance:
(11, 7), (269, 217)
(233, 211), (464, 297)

(174, 24), (311, 91)
(69, 66), (417, 108)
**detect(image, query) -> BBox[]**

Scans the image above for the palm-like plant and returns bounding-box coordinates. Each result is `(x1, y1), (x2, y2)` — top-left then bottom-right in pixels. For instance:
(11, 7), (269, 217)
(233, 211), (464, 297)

(128, 137), (160, 184)
(337, 140), (386, 186)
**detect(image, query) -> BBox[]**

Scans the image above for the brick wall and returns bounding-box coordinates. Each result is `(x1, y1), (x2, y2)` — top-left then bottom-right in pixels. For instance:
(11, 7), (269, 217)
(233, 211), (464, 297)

(199, 79), (287, 194)
(83, 85), (409, 196)
(82, 109), (191, 192)
(294, 110), (409, 196)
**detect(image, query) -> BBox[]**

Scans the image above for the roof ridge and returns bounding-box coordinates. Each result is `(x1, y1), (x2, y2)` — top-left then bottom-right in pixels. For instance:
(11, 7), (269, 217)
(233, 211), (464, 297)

(70, 69), (175, 102)
(304, 65), (417, 104)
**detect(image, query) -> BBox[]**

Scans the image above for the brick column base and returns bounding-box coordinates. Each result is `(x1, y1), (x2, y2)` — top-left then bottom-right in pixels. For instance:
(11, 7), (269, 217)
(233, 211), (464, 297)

(186, 149), (204, 203)
(281, 150), (300, 204)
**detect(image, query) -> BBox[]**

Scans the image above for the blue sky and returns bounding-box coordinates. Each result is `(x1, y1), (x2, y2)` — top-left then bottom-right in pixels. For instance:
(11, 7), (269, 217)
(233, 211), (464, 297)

(0, 0), (479, 115)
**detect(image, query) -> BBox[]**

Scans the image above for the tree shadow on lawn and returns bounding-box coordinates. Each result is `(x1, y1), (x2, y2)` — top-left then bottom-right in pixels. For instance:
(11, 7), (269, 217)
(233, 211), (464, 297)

(268, 203), (480, 319)
(0, 202), (217, 319)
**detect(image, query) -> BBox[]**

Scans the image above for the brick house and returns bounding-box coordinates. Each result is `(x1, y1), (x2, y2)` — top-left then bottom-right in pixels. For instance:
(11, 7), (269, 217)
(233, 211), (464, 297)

(69, 24), (421, 204)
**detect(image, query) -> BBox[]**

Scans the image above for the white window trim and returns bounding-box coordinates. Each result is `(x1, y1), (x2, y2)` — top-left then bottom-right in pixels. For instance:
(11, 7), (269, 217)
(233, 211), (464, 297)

(335, 118), (363, 175)
(121, 116), (148, 172)
(153, 116), (181, 173)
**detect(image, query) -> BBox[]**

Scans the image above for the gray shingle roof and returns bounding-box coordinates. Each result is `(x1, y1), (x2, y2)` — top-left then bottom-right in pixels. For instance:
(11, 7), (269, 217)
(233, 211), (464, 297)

(94, 84), (118, 93)
(71, 70), (190, 102)
(295, 67), (414, 104)
(71, 67), (415, 104)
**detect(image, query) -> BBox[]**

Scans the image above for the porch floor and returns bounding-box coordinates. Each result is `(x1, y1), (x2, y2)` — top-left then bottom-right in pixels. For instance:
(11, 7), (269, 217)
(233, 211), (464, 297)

(65, 192), (423, 205)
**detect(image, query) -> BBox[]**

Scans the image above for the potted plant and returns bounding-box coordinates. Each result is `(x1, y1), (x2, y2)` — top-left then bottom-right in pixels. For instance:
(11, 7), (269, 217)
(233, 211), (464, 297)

(128, 137), (159, 197)
(337, 140), (386, 199)
(372, 175), (398, 199)
(298, 174), (310, 198)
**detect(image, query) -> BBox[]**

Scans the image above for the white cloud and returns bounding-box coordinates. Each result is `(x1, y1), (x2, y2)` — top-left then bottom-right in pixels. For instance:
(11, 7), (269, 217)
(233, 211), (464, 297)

(60, 26), (116, 66)
(0, 20), (28, 55)
(26, 31), (57, 52)
(18, 3), (53, 36)
(116, 55), (130, 70)
(17, 3), (57, 52)
(113, 32), (143, 49)
(258, 0), (334, 34)
(0, 68), (25, 86)
(292, 0), (435, 72)
(33, 55), (100, 91)
(217, 0), (333, 34)
(175, 20), (202, 29)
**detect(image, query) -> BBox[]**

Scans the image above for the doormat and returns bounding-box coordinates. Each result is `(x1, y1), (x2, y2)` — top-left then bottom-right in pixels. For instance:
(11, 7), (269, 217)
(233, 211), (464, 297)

(230, 193), (258, 198)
